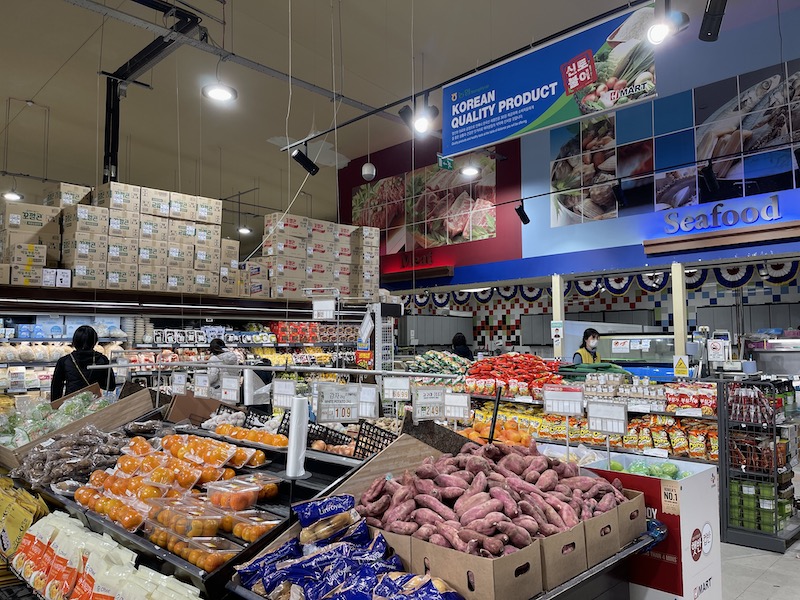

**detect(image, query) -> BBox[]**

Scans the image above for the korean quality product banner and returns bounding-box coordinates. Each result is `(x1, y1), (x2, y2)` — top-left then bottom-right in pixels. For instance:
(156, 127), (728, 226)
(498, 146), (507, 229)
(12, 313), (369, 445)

(442, 5), (656, 157)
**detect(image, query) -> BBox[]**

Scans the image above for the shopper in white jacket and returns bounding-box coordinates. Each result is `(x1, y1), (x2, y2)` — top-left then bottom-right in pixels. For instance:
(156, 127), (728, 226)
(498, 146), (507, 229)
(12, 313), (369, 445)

(207, 338), (240, 402)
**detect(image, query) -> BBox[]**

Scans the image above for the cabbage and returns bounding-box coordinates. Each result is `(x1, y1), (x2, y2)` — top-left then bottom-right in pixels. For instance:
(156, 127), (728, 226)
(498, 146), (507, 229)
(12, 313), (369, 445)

(628, 460), (649, 475)
(660, 462), (679, 478)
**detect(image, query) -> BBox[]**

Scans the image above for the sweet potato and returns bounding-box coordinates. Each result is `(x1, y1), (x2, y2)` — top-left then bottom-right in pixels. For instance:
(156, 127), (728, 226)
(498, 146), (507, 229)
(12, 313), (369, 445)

(512, 516), (540, 536)
(459, 498), (504, 526)
(436, 522), (469, 552)
(487, 479), (504, 491)
(412, 507), (445, 526)
(391, 485), (415, 507)
(415, 463), (439, 480)
(413, 523), (437, 540)
(382, 499), (415, 525)
(466, 455), (492, 475)
(465, 511), (509, 536)
(435, 473), (469, 490)
(452, 470), (474, 484)
(479, 444), (503, 461)
(384, 479), (401, 495)
(489, 486), (519, 518)
(366, 517), (382, 528)
(545, 495), (579, 528)
(552, 460), (568, 476)
(595, 492), (617, 514)
(455, 491), (491, 517)
(461, 442), (481, 455)
(497, 453), (527, 476)
(583, 481), (612, 500)
(563, 462), (580, 478)
(487, 472), (505, 482)
(361, 477), (386, 505)
(434, 453), (454, 466)
(523, 469), (541, 484)
(356, 504), (367, 517)
(441, 464), (460, 475)
(505, 476), (540, 496)
(502, 483), (521, 503)
(464, 470), (487, 498)
(568, 489), (583, 517)
(414, 477), (440, 498)
(580, 498), (593, 521)
(504, 545), (519, 555)
(537, 469), (559, 492)
(554, 484), (572, 496)
(496, 520), (532, 548)
(440, 486), (466, 501)
(529, 455), (550, 473)
(560, 476), (600, 493)
(415, 494), (457, 521)
(529, 493), (566, 530)
(365, 494), (391, 517)
(386, 521), (419, 535)
(429, 533), (451, 548)
(458, 529), (506, 556)
(611, 477), (624, 491)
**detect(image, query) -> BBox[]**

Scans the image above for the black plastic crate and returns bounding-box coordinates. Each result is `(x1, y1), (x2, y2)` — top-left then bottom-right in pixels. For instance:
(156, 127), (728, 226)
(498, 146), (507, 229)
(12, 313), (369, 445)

(276, 411), (351, 447)
(0, 583), (36, 599)
(353, 419), (397, 459)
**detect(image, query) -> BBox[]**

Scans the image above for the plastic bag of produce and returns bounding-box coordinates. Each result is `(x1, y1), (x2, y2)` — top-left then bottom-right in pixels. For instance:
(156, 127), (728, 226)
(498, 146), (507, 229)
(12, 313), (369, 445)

(628, 460), (649, 475)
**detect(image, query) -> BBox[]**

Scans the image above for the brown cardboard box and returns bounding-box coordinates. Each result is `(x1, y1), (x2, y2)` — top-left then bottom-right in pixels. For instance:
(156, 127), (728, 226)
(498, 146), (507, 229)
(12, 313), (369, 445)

(106, 264), (138, 291)
(193, 272), (219, 296)
(167, 243), (194, 268)
(139, 215), (170, 242)
(140, 187), (171, 217)
(0, 230), (59, 267)
(335, 223), (358, 242)
(168, 219), (196, 245)
(220, 239), (239, 269)
(305, 259), (334, 282)
(307, 217), (336, 243)
(138, 266), (168, 292)
(237, 267), (251, 298)
(333, 241), (354, 263)
(247, 279), (268, 299)
(269, 277), (305, 299)
(195, 196), (223, 225)
(617, 490), (646, 548)
(108, 209), (140, 238)
(354, 225), (380, 247)
(10, 265), (42, 287)
(107, 238), (139, 264)
(352, 244), (381, 264)
(42, 267), (71, 288)
(539, 523), (587, 590)
(350, 286), (378, 301)
(0, 201), (60, 233)
(219, 266), (238, 297)
(257, 256), (306, 279)
(165, 393), (244, 426)
(264, 212), (308, 238)
(42, 183), (91, 207)
(169, 192), (196, 221)
(584, 504), (620, 568)
(194, 246), (221, 272)
(8, 244), (46, 267)
(194, 223), (221, 248)
(261, 234), (306, 259)
(71, 262), (106, 289)
(138, 240), (169, 267)
(93, 182), (141, 212)
(306, 239), (335, 262)
(61, 233), (108, 266)
(336, 281), (353, 297)
(333, 262), (352, 280)
(243, 261), (269, 281)
(0, 264), (9, 285)
(62, 204), (109, 236)
(352, 264), (379, 284)
(167, 268), (195, 294)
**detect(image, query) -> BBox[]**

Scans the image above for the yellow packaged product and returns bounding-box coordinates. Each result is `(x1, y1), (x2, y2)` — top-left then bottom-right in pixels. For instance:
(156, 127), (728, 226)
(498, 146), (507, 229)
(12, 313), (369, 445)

(609, 434), (623, 448)
(623, 423), (639, 449)
(707, 429), (719, 461)
(637, 426), (654, 451)
(592, 431), (607, 445)
(651, 426), (671, 450)
(580, 422), (592, 445)
(668, 427), (689, 455)
(687, 428), (708, 459)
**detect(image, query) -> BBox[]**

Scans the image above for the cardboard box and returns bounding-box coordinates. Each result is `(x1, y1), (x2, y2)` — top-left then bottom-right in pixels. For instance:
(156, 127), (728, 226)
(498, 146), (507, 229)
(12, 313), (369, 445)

(8, 244), (46, 267)
(138, 240), (169, 267)
(262, 234), (306, 259)
(307, 218), (336, 243)
(10, 265), (42, 287)
(352, 264), (379, 284)
(138, 266), (168, 293)
(71, 262), (106, 289)
(42, 268), (71, 288)
(305, 259), (334, 282)
(219, 267), (238, 298)
(194, 272), (220, 296)
(139, 215), (170, 242)
(140, 187), (171, 217)
(167, 268), (195, 294)
(107, 239), (139, 265)
(194, 246), (221, 273)
(352, 244), (381, 264)
(333, 241), (354, 263)
(269, 278), (306, 299)
(0, 201), (60, 233)
(220, 239), (239, 269)
(93, 181), (141, 212)
(237, 267), (251, 298)
(108, 209), (140, 238)
(169, 192), (196, 221)
(335, 223), (358, 242)
(195, 196), (223, 225)
(333, 262), (353, 280)
(0, 230), (59, 267)
(168, 219), (196, 244)
(42, 183), (91, 207)
(106, 264), (138, 291)
(617, 490), (646, 548)
(61, 234), (109, 266)
(354, 226), (380, 247)
(0, 264), (10, 285)
(194, 223), (221, 248)
(62, 204), (109, 236)
(165, 393), (244, 426)
(264, 212), (308, 238)
(306, 240), (335, 262)
(166, 243), (194, 268)
(256, 256), (306, 279)
(539, 523), (587, 590)
(584, 504), (620, 568)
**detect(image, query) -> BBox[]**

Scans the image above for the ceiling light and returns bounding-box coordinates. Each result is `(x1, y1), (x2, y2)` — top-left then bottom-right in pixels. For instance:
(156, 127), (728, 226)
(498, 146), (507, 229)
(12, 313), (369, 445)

(291, 147), (320, 176)
(202, 83), (238, 102)
(238, 226), (252, 235)
(2, 191), (22, 201)
(647, 22), (671, 45)
(647, 0), (690, 45)
(362, 162), (376, 182)
(460, 165), (480, 177)
(461, 287), (490, 293)
(700, 0), (727, 42)
(413, 93), (439, 134)
(515, 201), (530, 225)
(398, 105), (414, 129)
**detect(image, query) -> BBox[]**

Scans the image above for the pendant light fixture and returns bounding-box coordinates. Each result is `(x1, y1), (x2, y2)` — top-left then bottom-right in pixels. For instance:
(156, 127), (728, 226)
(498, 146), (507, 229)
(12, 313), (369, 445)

(2, 177), (23, 201)
(362, 117), (376, 181)
(236, 193), (250, 235)
(203, 10), (238, 102)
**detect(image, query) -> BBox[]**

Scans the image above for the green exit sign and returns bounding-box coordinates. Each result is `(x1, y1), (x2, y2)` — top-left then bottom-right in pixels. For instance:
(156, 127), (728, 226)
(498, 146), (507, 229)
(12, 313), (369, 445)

(437, 153), (454, 170)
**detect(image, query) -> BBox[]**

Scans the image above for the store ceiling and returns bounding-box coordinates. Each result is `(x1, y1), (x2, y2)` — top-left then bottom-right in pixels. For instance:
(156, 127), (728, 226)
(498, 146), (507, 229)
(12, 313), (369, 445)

(0, 0), (634, 254)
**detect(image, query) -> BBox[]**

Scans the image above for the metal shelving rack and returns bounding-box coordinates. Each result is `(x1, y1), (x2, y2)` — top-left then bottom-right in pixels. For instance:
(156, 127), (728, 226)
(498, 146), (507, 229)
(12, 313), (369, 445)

(719, 378), (800, 552)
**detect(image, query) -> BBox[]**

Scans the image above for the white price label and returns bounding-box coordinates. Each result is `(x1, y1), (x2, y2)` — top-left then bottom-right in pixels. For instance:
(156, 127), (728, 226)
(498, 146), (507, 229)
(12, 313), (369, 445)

(383, 377), (410, 401)
(359, 313), (374, 343)
(313, 299), (336, 321)
(78, 242), (89, 256)
(413, 386), (446, 422)
(359, 384), (379, 419)
(587, 401), (628, 435)
(515, 395), (535, 405)
(318, 383), (360, 424)
(172, 372), (188, 394)
(444, 392), (471, 419)
(543, 384), (584, 416)
(675, 408), (703, 417)
(109, 246), (120, 257)
(272, 379), (296, 409)
(169, 247), (180, 257)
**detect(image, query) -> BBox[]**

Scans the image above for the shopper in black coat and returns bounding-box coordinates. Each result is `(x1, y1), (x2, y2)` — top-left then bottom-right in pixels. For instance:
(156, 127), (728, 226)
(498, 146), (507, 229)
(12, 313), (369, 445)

(50, 325), (116, 400)
(451, 332), (474, 361)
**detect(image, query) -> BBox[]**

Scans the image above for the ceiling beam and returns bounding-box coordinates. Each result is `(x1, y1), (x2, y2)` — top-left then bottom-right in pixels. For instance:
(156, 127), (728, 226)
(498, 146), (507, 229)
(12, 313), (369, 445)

(62, 0), (402, 124)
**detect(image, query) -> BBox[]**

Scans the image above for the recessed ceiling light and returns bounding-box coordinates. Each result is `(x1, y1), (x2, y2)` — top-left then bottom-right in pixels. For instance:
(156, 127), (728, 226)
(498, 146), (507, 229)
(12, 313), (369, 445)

(202, 83), (238, 102)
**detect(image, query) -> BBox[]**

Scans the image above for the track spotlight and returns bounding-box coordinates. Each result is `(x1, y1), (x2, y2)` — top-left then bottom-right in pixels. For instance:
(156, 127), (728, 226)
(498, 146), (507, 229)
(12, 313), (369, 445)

(3, 177), (23, 201)
(460, 164), (480, 177)
(700, 161), (720, 194)
(291, 146), (320, 176)
(202, 83), (238, 102)
(413, 93), (439, 134)
(647, 0), (690, 45)
(399, 105), (414, 129)
(515, 201), (530, 225)
(611, 180), (626, 206)
(699, 0), (727, 42)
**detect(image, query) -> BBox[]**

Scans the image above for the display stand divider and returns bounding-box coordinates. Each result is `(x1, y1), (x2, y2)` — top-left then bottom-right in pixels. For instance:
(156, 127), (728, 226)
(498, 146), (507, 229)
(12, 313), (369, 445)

(486, 385), (503, 445)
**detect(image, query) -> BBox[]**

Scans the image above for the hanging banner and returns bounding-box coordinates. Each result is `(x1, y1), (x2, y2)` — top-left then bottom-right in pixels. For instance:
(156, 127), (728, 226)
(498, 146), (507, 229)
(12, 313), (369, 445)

(442, 6), (656, 157)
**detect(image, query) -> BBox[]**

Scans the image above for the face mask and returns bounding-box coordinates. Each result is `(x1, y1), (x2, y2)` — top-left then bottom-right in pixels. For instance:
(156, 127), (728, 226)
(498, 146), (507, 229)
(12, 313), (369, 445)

(588, 339), (598, 350)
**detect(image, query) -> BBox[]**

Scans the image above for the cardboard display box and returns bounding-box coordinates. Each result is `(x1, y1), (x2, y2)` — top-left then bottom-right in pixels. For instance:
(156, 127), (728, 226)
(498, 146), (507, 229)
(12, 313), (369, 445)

(0, 201), (60, 234)
(0, 230), (60, 267)
(140, 187), (171, 217)
(218, 266), (238, 298)
(257, 256), (305, 279)
(42, 268), (71, 288)
(0, 385), (154, 469)
(62, 204), (109, 236)
(353, 264), (379, 283)
(268, 277), (306, 299)
(167, 268), (195, 294)
(169, 192), (196, 221)
(138, 240), (169, 267)
(354, 226), (380, 247)
(306, 240), (335, 262)
(335, 223), (358, 242)
(194, 247), (221, 272)
(168, 219), (196, 245)
(10, 265), (42, 287)
(221, 238), (240, 261)
(193, 272), (220, 296)
(264, 212), (308, 238)
(106, 264), (138, 291)
(194, 223), (221, 248)
(305, 259), (334, 282)
(8, 244), (46, 267)
(166, 243), (194, 268)
(107, 239), (139, 265)
(261, 234), (307, 259)
(93, 182), (141, 212)
(333, 263), (352, 280)
(138, 266), (168, 292)
(108, 209), (140, 238)
(0, 264), (11, 285)
(71, 262), (107, 289)
(166, 393), (244, 426)
(307, 217), (336, 243)
(333, 241), (354, 263)
(61, 233), (108, 266)
(195, 196), (223, 225)
(139, 215), (170, 242)
(42, 183), (91, 207)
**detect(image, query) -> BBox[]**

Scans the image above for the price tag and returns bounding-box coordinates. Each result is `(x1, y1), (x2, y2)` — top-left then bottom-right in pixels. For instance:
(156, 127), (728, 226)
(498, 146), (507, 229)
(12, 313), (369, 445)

(272, 379), (296, 409)
(628, 404), (651, 413)
(413, 386), (445, 422)
(359, 313), (374, 343)
(359, 384), (379, 418)
(643, 448), (669, 458)
(318, 383), (360, 424)
(661, 479), (681, 515)
(194, 374), (210, 388)
(587, 401), (628, 435)
(741, 484), (756, 496)
(171, 372), (187, 395)
(444, 392), (470, 419)
(515, 395), (535, 405)
(313, 299), (336, 321)
(383, 377), (410, 401)
(675, 407), (703, 417)
(543, 384), (584, 416)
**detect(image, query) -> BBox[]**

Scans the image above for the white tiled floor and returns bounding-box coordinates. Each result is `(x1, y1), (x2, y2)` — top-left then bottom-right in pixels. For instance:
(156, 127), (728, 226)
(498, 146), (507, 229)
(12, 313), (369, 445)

(722, 540), (800, 599)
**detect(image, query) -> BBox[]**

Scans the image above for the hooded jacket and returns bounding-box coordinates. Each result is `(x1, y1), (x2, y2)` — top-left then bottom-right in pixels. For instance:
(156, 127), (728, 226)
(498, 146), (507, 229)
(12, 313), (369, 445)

(208, 350), (239, 388)
(51, 350), (115, 400)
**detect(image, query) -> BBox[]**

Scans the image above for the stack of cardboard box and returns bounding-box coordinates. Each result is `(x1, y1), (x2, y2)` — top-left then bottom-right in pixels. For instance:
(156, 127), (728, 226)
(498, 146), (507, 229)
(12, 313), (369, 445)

(90, 182), (140, 291)
(219, 239), (241, 298)
(0, 200), (61, 287)
(350, 225), (380, 299)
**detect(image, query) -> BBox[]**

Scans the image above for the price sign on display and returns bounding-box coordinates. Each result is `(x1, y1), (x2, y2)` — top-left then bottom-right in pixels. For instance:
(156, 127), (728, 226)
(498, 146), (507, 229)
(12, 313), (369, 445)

(444, 392), (471, 419)
(514, 395), (535, 405)
(413, 387), (446, 422)
(543, 384), (584, 416)
(359, 313), (374, 343)
(611, 339), (630, 354)
(383, 377), (410, 401)
(587, 401), (628, 435)
(272, 379), (296, 410)
(171, 372), (188, 395)
(359, 384), (379, 419)
(313, 299), (336, 321)
(318, 383), (360, 424)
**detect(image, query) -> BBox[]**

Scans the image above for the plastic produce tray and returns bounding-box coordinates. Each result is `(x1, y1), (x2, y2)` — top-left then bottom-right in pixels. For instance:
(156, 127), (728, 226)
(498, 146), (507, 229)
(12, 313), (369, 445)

(353, 419), (397, 459)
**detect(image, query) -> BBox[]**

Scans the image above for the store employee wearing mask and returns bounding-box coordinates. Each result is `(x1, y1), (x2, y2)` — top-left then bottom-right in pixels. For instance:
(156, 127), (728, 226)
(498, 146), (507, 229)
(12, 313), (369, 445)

(573, 328), (601, 364)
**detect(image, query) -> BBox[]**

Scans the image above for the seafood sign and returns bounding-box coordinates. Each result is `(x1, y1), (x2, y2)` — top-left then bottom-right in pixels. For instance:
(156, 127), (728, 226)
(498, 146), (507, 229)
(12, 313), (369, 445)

(442, 5), (656, 157)
(663, 195), (781, 234)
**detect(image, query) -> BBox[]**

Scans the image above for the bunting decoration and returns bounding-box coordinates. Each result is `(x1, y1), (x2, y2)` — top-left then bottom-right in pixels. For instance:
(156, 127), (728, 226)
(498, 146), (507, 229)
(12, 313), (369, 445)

(497, 285), (518, 300)
(574, 278), (602, 297)
(759, 261), (799, 285)
(685, 268), (708, 291)
(431, 292), (451, 308)
(603, 276), (633, 297)
(451, 290), (471, 305)
(519, 286), (543, 302)
(713, 265), (754, 289)
(636, 272), (669, 293)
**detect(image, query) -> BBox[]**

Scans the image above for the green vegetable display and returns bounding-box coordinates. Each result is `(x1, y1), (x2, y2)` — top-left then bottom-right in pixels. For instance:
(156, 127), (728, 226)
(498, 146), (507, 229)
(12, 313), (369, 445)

(406, 350), (472, 391)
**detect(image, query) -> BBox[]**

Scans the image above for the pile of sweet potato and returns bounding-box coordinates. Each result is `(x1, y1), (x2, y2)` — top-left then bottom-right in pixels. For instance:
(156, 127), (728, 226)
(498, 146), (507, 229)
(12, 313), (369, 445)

(355, 441), (627, 557)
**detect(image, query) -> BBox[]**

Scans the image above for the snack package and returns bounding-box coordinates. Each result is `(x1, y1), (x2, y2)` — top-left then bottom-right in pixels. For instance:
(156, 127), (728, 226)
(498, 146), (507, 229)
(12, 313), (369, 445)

(668, 427), (689, 455)
(687, 428), (708, 459)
